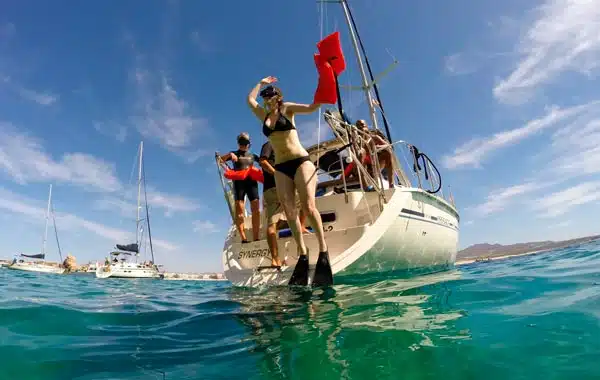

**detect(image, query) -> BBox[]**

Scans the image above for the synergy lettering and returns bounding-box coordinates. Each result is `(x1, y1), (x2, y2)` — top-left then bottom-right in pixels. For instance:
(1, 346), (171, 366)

(238, 248), (271, 260)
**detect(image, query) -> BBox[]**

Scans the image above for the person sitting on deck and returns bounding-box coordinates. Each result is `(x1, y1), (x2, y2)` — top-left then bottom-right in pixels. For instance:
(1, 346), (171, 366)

(357, 119), (394, 188)
(343, 118), (394, 189)
(217, 132), (261, 243)
(259, 140), (309, 267)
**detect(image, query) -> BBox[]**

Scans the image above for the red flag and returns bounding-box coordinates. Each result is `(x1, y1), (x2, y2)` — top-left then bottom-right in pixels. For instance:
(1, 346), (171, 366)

(316, 31), (346, 76)
(313, 54), (337, 104)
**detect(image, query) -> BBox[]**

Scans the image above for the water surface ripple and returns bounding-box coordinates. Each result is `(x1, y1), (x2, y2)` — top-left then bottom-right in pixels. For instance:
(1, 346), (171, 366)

(1, 241), (599, 379)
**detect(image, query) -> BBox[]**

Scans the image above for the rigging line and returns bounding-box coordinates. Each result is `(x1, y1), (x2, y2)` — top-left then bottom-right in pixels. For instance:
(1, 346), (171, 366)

(121, 143), (140, 229)
(51, 205), (63, 262)
(316, 0), (324, 171)
(343, 0), (393, 145)
(141, 153), (155, 264)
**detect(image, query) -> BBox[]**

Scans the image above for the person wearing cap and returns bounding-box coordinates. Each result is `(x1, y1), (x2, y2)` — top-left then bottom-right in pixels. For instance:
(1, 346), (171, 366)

(218, 132), (261, 243)
(259, 140), (309, 267)
(247, 76), (332, 287)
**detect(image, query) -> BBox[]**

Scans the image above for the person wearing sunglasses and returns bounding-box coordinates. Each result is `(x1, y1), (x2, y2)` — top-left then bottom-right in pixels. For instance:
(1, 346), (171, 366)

(247, 76), (332, 286)
(218, 132), (261, 244)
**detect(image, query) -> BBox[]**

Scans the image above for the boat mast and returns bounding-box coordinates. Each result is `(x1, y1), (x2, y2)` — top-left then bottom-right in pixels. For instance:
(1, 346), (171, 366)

(51, 205), (63, 262)
(339, 0), (378, 132)
(142, 156), (156, 264)
(42, 184), (52, 259)
(135, 141), (143, 252)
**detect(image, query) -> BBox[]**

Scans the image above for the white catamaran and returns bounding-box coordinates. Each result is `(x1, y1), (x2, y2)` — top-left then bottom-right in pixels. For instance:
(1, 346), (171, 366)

(96, 141), (163, 279)
(7, 184), (66, 275)
(218, 0), (459, 287)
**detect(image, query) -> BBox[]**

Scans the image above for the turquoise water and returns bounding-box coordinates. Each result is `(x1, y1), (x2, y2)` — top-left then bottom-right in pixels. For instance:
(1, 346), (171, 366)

(1, 242), (599, 380)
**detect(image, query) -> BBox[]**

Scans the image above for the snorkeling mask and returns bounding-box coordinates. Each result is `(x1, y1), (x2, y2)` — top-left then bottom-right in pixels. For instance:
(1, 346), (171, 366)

(237, 134), (251, 146)
(259, 85), (281, 99)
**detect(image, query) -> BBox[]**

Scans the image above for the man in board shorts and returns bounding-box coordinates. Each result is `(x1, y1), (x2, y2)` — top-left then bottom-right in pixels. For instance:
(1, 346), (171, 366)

(259, 140), (308, 267)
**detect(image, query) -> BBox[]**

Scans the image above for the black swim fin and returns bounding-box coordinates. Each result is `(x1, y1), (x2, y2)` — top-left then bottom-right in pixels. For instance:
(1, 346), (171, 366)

(288, 254), (309, 286)
(312, 251), (333, 287)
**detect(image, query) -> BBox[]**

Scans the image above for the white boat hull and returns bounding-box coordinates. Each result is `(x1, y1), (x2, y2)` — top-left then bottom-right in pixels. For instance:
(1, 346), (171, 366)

(222, 187), (459, 287)
(6, 262), (66, 274)
(95, 263), (162, 279)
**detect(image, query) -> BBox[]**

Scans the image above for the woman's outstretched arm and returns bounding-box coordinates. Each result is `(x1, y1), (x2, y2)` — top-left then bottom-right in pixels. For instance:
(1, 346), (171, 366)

(283, 102), (321, 115)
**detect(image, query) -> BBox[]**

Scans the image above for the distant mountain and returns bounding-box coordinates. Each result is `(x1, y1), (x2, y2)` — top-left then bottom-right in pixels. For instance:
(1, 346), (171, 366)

(458, 235), (600, 259)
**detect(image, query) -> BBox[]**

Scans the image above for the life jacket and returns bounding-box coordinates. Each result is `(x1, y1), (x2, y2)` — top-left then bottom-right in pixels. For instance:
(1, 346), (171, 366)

(313, 31), (347, 105)
(223, 166), (264, 183)
(343, 155), (372, 178)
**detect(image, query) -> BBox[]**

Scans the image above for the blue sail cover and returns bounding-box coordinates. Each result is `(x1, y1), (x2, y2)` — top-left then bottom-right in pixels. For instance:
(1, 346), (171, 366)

(21, 253), (45, 259)
(116, 243), (139, 253)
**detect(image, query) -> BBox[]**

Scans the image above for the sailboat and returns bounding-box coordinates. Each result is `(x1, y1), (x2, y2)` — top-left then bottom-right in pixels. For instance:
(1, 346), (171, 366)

(7, 184), (66, 275)
(96, 141), (163, 279)
(218, 0), (460, 287)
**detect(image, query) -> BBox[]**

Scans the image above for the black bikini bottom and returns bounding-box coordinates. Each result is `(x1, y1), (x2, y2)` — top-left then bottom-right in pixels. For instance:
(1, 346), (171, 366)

(274, 156), (310, 180)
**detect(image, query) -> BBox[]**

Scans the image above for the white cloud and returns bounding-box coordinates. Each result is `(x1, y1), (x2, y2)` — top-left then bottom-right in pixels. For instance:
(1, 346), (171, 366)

(190, 30), (212, 54)
(134, 76), (204, 149)
(547, 117), (600, 177)
(442, 101), (598, 169)
(444, 53), (481, 76)
(1, 76), (58, 106)
(494, 0), (600, 103)
(130, 55), (209, 162)
(0, 188), (178, 251)
(548, 220), (572, 229)
(94, 185), (201, 218)
(463, 103), (600, 220)
(93, 198), (136, 218)
(193, 220), (219, 234)
(145, 187), (201, 216)
(469, 182), (542, 216)
(532, 181), (600, 217)
(16, 86), (58, 106)
(93, 121), (127, 143)
(0, 123), (201, 215)
(0, 122), (121, 192)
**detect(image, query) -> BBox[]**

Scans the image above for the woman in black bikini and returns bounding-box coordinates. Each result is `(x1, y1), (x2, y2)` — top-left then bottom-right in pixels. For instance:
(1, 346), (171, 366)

(247, 76), (332, 286)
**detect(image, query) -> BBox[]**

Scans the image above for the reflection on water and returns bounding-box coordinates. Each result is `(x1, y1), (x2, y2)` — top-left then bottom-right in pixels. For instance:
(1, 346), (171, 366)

(229, 270), (470, 379)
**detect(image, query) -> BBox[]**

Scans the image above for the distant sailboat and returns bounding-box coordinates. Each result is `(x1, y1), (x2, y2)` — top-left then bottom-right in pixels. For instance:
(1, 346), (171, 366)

(96, 141), (163, 279)
(7, 184), (66, 275)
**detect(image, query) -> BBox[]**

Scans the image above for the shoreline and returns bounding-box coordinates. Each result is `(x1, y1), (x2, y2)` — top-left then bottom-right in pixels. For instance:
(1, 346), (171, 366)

(455, 248), (549, 266)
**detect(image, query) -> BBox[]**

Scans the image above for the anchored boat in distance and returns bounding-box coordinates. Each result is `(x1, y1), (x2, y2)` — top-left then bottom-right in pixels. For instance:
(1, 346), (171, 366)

(96, 141), (163, 279)
(7, 184), (66, 275)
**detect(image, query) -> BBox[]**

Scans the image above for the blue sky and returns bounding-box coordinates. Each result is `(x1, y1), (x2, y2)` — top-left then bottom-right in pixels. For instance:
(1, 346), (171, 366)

(1, 0), (599, 273)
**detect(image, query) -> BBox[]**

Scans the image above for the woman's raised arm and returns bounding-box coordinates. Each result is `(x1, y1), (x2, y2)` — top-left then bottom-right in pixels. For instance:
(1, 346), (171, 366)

(247, 76), (277, 121)
(247, 82), (266, 121)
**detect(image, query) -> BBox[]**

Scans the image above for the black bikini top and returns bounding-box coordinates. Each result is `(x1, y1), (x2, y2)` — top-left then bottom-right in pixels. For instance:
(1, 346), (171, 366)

(262, 111), (296, 137)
